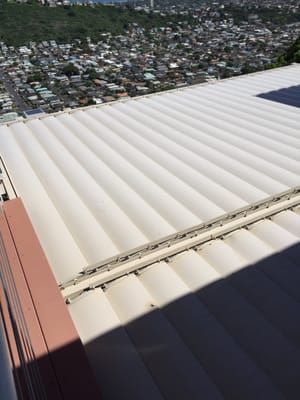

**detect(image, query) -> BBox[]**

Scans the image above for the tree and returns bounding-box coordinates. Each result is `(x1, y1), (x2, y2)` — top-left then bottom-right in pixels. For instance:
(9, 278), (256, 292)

(27, 72), (44, 83)
(285, 37), (300, 63)
(62, 63), (80, 77)
(241, 64), (258, 75)
(87, 68), (97, 80)
(294, 50), (300, 63)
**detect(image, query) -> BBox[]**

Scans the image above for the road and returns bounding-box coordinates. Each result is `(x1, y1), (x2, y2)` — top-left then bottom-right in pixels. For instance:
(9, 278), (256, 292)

(0, 69), (29, 112)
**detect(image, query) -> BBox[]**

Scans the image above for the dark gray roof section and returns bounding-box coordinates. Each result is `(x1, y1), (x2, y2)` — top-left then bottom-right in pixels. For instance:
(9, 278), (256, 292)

(257, 84), (300, 108)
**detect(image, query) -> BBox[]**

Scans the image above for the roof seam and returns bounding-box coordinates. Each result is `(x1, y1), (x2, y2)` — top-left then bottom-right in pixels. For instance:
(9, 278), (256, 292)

(61, 186), (300, 302)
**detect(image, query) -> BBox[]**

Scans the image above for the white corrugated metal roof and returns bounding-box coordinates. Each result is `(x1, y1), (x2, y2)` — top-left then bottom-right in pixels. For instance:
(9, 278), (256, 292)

(1, 65), (300, 399)
(68, 208), (300, 400)
(0, 65), (299, 284)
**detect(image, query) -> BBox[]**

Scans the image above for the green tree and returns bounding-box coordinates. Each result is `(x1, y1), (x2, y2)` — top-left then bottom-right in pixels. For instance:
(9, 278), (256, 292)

(63, 63), (79, 77)
(294, 50), (300, 63)
(241, 64), (258, 75)
(27, 72), (44, 83)
(285, 37), (300, 63)
(87, 68), (97, 80)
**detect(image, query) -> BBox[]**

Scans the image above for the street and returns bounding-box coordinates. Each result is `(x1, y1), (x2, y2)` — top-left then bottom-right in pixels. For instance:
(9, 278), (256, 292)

(0, 68), (29, 112)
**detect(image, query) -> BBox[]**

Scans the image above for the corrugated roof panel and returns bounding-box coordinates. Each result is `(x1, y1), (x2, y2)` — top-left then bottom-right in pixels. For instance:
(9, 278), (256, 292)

(89, 104), (267, 204)
(11, 121), (119, 264)
(86, 106), (247, 211)
(165, 91), (300, 160)
(26, 118), (149, 252)
(57, 111), (214, 224)
(63, 110), (204, 227)
(0, 64), (299, 399)
(122, 98), (300, 185)
(0, 65), (299, 283)
(273, 210), (300, 238)
(105, 274), (223, 400)
(205, 86), (300, 125)
(138, 261), (282, 399)
(171, 250), (221, 291)
(0, 124), (88, 282)
(69, 210), (300, 399)
(201, 238), (300, 350)
(225, 228), (276, 261)
(249, 219), (300, 251)
(41, 116), (175, 241)
(69, 290), (164, 400)
(200, 239), (247, 275)
(220, 66), (299, 94)
(108, 101), (295, 193)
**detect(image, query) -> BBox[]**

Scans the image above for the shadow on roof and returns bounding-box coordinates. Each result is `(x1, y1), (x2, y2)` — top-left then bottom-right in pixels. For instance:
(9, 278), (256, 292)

(257, 84), (300, 108)
(14, 242), (300, 400)
(78, 242), (300, 400)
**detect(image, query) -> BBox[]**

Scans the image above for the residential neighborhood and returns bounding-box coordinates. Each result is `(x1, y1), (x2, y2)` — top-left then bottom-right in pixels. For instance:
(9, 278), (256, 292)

(0, 0), (299, 122)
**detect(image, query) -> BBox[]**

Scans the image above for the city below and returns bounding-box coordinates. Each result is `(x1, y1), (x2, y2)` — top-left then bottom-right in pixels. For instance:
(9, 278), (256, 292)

(0, 0), (299, 123)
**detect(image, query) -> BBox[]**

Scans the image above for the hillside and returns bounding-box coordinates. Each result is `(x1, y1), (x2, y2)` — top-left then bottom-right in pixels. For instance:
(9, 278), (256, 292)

(0, 1), (182, 46)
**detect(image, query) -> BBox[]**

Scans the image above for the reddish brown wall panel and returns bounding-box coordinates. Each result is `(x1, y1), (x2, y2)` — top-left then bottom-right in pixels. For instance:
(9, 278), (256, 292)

(0, 210), (62, 399)
(3, 199), (101, 399)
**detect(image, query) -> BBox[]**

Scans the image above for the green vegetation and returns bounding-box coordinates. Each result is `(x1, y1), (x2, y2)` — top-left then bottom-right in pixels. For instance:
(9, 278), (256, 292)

(265, 36), (300, 70)
(26, 71), (45, 83)
(87, 68), (98, 80)
(284, 36), (300, 63)
(62, 62), (80, 76)
(222, 4), (300, 26)
(0, 1), (183, 46)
